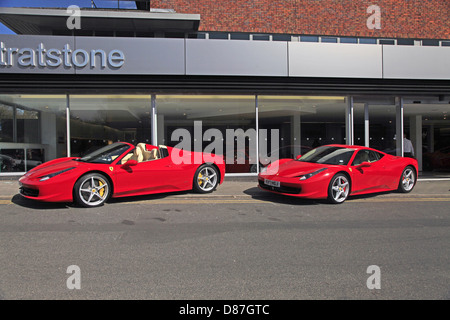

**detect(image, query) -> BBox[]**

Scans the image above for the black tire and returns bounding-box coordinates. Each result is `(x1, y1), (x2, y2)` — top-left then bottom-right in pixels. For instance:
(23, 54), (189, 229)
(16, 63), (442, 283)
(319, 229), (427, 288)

(193, 164), (219, 194)
(327, 173), (350, 204)
(73, 173), (111, 207)
(398, 166), (416, 193)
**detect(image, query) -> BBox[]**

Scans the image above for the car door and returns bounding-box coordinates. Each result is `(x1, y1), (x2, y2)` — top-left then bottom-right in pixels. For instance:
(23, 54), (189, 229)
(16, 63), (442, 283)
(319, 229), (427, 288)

(113, 147), (185, 197)
(350, 150), (383, 194)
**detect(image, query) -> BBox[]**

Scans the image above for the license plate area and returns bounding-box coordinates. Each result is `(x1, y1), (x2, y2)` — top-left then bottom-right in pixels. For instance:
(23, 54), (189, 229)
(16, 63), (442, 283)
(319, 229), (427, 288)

(264, 179), (280, 188)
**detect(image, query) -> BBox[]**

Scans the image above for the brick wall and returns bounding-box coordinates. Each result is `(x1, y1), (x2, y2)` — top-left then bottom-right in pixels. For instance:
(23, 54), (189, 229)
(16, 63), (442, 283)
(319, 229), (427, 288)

(150, 0), (450, 40)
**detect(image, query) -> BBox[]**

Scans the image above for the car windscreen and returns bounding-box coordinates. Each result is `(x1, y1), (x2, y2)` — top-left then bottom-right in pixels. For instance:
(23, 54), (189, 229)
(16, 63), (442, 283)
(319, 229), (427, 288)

(78, 143), (130, 164)
(298, 146), (355, 165)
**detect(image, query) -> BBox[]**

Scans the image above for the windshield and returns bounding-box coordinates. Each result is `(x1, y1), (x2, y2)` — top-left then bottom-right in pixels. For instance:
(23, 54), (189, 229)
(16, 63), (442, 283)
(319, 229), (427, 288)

(298, 146), (355, 165)
(78, 143), (130, 164)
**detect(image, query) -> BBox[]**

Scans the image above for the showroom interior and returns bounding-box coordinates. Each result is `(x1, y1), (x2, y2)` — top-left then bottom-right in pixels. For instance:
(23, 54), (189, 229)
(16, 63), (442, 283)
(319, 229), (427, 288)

(1, 93), (448, 175)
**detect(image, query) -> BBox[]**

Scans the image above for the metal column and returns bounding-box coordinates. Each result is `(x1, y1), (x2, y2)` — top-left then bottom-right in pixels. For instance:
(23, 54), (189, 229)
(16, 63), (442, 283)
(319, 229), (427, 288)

(345, 96), (354, 145)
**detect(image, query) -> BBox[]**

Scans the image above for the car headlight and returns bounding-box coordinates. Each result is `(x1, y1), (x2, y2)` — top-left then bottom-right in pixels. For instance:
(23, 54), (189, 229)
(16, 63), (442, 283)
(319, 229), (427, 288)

(260, 166), (267, 174)
(299, 168), (327, 180)
(39, 167), (76, 182)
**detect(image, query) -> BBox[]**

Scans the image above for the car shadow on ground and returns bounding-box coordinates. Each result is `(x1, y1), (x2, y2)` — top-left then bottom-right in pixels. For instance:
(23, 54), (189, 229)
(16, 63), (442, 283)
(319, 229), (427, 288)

(11, 194), (73, 210)
(11, 190), (195, 210)
(107, 190), (192, 204)
(243, 187), (323, 205)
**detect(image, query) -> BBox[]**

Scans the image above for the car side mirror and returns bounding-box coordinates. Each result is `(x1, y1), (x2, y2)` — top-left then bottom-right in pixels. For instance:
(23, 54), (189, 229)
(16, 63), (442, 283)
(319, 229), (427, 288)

(123, 159), (138, 167)
(296, 155), (302, 160)
(356, 162), (371, 169)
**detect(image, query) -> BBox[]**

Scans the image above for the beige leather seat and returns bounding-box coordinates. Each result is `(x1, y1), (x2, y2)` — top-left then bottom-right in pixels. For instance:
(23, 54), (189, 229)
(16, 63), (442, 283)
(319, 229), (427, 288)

(149, 148), (159, 160)
(133, 145), (144, 162)
(136, 143), (149, 162)
(135, 143), (160, 162)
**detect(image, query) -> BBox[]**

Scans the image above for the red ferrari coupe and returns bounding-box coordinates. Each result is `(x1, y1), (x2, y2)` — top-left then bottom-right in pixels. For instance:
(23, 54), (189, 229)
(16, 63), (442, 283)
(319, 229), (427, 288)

(258, 145), (418, 204)
(19, 142), (225, 207)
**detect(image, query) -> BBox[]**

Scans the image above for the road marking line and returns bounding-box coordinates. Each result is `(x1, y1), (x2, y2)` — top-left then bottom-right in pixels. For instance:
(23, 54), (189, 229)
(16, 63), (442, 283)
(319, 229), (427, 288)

(118, 197), (450, 205)
(1, 197), (449, 206)
(349, 198), (450, 203)
(131, 199), (264, 205)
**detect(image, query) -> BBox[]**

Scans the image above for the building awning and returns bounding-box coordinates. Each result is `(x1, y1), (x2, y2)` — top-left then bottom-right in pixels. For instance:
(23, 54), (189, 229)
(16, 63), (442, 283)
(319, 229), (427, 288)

(0, 7), (200, 35)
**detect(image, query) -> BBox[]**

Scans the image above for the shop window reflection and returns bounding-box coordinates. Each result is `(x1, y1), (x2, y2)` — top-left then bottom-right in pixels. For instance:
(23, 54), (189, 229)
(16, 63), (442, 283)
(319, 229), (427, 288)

(259, 96), (346, 170)
(17, 108), (40, 143)
(0, 149), (24, 172)
(156, 95), (256, 174)
(405, 102), (450, 172)
(0, 94), (67, 168)
(69, 95), (152, 157)
(0, 104), (14, 142)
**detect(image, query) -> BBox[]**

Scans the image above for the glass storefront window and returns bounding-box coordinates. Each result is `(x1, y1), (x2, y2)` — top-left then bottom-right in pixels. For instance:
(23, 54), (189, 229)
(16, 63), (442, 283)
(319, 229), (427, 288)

(26, 148), (45, 171)
(0, 95), (67, 172)
(368, 105), (397, 154)
(0, 92), (448, 176)
(404, 102), (450, 172)
(0, 148), (24, 173)
(258, 96), (346, 169)
(16, 108), (40, 143)
(69, 95), (152, 157)
(0, 104), (14, 142)
(156, 95), (256, 173)
(353, 99), (397, 154)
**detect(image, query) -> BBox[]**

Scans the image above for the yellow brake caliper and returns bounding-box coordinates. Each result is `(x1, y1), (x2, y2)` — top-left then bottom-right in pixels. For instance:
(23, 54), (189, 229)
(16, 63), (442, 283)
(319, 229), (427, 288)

(98, 181), (104, 197)
(198, 172), (203, 186)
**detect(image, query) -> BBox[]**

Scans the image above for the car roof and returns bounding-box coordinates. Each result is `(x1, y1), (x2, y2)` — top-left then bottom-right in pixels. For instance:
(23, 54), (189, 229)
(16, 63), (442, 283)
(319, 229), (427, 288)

(325, 144), (360, 149)
(323, 144), (384, 152)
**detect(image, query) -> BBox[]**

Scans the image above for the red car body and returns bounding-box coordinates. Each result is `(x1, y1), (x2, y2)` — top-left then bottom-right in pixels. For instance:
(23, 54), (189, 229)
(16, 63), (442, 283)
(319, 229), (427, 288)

(258, 144), (418, 203)
(19, 142), (225, 206)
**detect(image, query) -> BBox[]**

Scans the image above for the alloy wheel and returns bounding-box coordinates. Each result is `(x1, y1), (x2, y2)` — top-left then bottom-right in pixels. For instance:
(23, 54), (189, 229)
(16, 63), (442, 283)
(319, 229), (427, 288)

(330, 175), (349, 203)
(78, 175), (109, 207)
(196, 166), (218, 193)
(400, 167), (415, 192)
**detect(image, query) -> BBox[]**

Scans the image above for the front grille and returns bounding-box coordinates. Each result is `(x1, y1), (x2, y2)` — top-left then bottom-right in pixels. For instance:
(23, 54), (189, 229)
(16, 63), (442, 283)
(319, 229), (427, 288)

(20, 186), (39, 197)
(259, 180), (301, 194)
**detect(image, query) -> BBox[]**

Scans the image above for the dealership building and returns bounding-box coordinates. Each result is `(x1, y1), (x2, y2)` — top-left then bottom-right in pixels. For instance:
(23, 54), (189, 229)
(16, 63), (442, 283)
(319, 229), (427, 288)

(0, 0), (449, 176)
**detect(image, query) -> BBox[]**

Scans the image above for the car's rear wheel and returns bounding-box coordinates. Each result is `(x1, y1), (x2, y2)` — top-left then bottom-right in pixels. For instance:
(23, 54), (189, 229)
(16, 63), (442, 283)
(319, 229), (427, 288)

(193, 164), (219, 193)
(74, 173), (110, 207)
(328, 173), (350, 204)
(398, 166), (416, 193)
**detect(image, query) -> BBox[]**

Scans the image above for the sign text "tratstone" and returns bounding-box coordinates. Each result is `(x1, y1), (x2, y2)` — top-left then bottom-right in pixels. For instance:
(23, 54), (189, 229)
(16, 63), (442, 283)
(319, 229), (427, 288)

(0, 42), (125, 69)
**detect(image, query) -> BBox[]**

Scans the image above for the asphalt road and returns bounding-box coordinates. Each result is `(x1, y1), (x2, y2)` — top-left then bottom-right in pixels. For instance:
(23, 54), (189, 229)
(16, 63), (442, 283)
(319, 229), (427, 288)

(0, 180), (449, 300)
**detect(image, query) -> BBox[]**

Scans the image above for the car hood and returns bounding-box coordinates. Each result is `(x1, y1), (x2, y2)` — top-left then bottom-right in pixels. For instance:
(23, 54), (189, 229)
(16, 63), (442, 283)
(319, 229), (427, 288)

(267, 160), (329, 178)
(21, 158), (82, 180)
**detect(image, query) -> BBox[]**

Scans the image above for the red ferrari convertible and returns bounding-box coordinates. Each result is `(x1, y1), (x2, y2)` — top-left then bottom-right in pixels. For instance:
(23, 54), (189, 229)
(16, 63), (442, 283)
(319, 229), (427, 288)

(19, 142), (225, 207)
(258, 145), (418, 204)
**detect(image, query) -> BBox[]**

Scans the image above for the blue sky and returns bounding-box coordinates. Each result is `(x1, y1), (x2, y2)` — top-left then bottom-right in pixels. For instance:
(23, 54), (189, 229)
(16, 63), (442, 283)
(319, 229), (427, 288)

(0, 0), (137, 34)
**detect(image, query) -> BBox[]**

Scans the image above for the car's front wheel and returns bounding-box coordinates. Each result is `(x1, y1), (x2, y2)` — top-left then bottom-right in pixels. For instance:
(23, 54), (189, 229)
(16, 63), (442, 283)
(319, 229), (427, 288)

(328, 173), (350, 204)
(193, 164), (219, 193)
(398, 166), (416, 193)
(74, 173), (111, 207)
